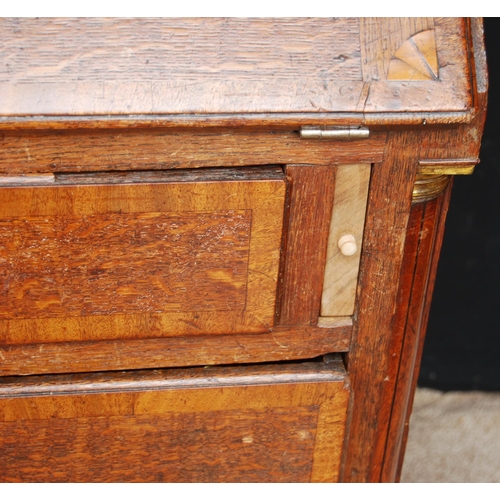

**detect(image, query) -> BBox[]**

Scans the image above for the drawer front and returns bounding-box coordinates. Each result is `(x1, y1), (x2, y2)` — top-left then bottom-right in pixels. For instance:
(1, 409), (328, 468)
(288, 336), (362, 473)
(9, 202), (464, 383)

(0, 358), (350, 482)
(0, 167), (286, 344)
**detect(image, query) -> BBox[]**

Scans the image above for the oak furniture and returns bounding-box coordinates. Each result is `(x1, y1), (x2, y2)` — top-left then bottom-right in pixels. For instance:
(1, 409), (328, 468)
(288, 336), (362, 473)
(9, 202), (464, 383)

(0, 18), (487, 482)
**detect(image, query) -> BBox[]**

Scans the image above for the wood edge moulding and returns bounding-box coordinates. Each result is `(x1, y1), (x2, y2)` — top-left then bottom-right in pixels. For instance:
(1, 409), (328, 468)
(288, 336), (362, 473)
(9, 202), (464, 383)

(412, 174), (450, 204)
(0, 110), (480, 131)
(412, 158), (480, 203)
(0, 356), (350, 400)
(0, 323), (352, 377)
(418, 158), (479, 175)
(0, 129), (387, 174)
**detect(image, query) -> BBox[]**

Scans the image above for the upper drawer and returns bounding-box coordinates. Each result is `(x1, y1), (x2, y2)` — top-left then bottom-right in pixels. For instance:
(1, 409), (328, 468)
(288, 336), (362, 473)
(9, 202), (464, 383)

(0, 167), (286, 344)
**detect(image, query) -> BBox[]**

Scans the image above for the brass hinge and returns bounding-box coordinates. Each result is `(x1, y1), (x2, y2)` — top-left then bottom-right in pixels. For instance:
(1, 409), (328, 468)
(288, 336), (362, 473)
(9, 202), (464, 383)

(300, 126), (370, 141)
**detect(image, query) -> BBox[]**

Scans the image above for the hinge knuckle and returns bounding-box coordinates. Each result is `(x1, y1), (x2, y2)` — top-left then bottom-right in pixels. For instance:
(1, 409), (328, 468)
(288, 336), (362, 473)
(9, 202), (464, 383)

(300, 126), (369, 141)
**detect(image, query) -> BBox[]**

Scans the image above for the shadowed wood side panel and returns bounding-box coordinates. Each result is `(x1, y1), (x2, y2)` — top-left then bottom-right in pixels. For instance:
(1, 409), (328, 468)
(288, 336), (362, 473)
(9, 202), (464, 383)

(0, 360), (350, 483)
(386, 183), (452, 482)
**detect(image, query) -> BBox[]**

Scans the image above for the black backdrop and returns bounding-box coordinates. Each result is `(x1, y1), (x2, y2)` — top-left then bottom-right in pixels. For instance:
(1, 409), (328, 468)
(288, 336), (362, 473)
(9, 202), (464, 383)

(418, 17), (500, 392)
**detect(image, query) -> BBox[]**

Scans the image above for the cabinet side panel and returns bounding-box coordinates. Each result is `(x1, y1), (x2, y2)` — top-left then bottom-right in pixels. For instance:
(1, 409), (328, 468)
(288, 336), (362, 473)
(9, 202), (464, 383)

(386, 183), (452, 482)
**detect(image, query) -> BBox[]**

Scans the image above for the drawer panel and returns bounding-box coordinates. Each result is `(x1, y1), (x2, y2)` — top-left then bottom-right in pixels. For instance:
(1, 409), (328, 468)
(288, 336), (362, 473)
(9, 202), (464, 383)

(0, 357), (350, 482)
(0, 167), (286, 344)
(1, 210), (250, 318)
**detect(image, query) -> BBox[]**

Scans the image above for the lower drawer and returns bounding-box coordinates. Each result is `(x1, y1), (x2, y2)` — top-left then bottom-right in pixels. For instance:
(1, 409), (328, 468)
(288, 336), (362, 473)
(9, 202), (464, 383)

(0, 357), (350, 482)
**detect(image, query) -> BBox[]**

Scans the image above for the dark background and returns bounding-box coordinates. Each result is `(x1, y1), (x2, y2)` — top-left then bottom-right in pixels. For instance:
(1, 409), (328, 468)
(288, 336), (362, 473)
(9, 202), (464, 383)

(418, 17), (500, 392)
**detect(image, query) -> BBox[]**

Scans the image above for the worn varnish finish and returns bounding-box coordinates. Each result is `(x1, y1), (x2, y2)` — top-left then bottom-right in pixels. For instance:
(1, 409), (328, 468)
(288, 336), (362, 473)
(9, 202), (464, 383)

(341, 131), (419, 482)
(278, 165), (336, 325)
(359, 18), (471, 113)
(1, 211), (251, 318)
(2, 407), (317, 482)
(0, 18), (487, 483)
(0, 18), (472, 120)
(0, 129), (387, 174)
(0, 323), (352, 377)
(0, 168), (286, 343)
(0, 359), (350, 483)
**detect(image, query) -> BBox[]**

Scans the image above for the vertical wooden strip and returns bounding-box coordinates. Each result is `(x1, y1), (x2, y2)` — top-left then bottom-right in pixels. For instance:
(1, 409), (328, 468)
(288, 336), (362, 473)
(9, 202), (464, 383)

(341, 131), (417, 482)
(279, 166), (336, 325)
(376, 198), (434, 482)
(310, 384), (351, 482)
(321, 163), (371, 317)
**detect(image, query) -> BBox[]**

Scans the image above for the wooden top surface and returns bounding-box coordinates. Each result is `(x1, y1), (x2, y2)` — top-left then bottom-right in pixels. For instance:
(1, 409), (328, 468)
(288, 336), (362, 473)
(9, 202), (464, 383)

(0, 18), (477, 127)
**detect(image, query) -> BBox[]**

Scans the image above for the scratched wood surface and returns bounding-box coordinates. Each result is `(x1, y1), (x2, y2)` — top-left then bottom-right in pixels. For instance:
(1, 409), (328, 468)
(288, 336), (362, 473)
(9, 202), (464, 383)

(0, 358), (350, 482)
(0, 322), (352, 376)
(340, 131), (419, 482)
(0, 168), (286, 343)
(0, 18), (472, 122)
(340, 18), (488, 482)
(0, 129), (387, 174)
(0, 17), (488, 484)
(358, 18), (471, 113)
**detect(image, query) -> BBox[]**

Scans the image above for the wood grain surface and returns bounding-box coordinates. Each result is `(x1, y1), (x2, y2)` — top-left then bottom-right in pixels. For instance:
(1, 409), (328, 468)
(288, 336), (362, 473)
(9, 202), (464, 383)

(0, 358), (350, 482)
(321, 164), (371, 317)
(0, 322), (352, 377)
(0, 211), (251, 319)
(0, 168), (286, 343)
(0, 17), (487, 484)
(360, 18), (436, 82)
(341, 131), (418, 482)
(0, 18), (472, 123)
(359, 18), (472, 113)
(388, 184), (452, 482)
(0, 129), (387, 174)
(278, 165), (336, 325)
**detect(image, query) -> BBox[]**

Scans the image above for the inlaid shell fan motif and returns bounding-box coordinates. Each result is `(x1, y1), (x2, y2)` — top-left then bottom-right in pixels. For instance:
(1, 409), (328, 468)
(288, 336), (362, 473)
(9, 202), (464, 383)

(387, 29), (439, 81)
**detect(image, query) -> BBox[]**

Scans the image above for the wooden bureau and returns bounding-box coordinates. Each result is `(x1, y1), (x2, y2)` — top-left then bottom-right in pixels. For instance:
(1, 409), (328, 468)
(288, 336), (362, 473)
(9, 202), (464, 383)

(0, 18), (487, 482)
